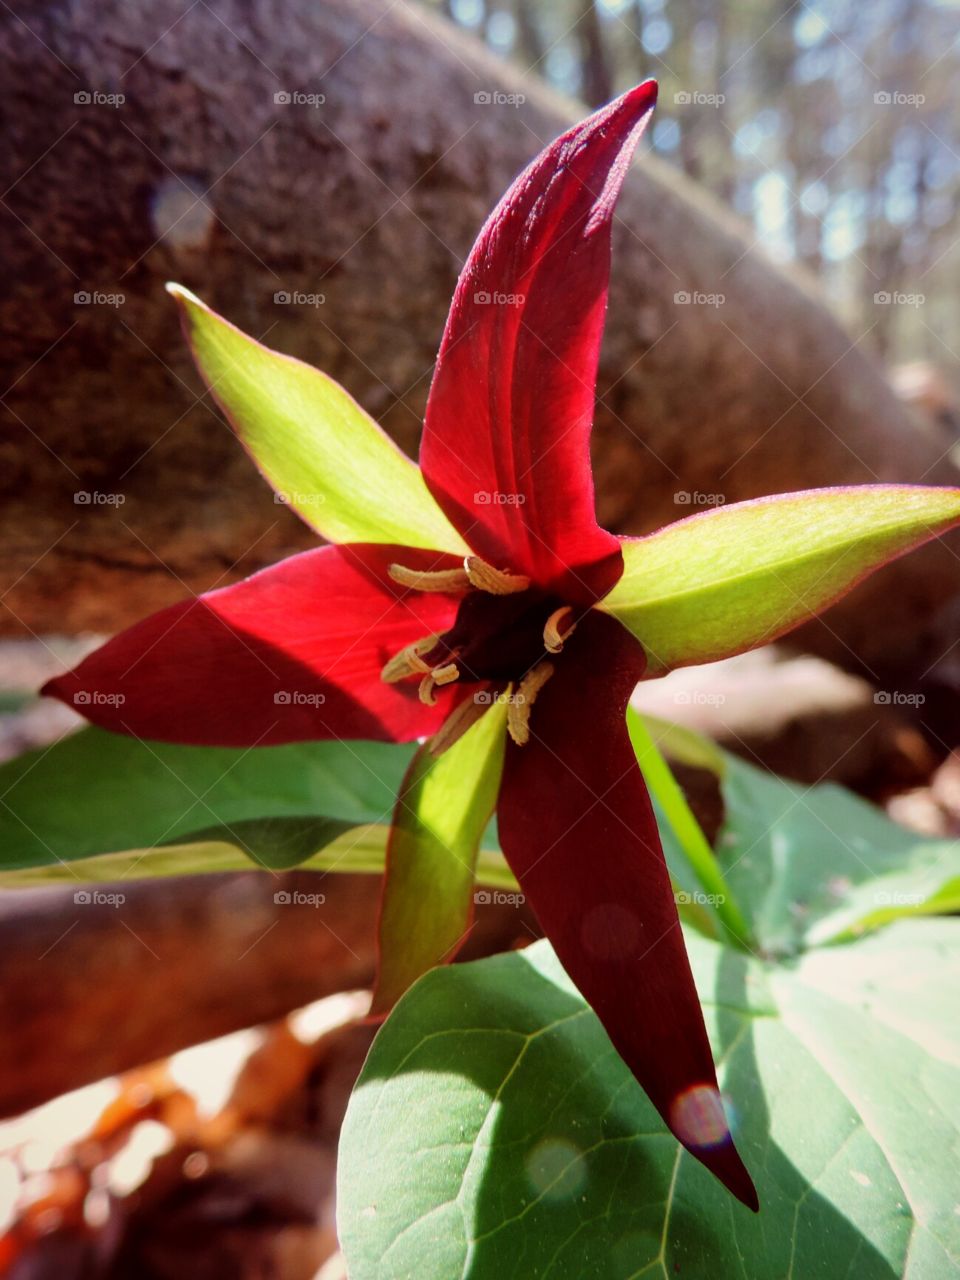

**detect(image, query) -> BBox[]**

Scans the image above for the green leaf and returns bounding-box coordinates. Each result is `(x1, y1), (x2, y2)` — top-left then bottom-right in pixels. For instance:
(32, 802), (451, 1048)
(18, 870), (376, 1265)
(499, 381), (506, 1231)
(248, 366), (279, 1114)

(0, 726), (414, 875)
(627, 707), (751, 948)
(338, 921), (960, 1280)
(601, 486), (960, 676)
(168, 284), (469, 553)
(374, 701), (508, 1012)
(715, 753), (960, 956)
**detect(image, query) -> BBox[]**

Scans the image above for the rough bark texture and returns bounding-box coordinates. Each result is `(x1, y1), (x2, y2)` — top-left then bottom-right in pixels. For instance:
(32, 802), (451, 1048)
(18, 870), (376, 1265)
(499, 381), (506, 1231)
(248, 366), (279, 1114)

(0, 869), (536, 1117)
(3, 0), (959, 692)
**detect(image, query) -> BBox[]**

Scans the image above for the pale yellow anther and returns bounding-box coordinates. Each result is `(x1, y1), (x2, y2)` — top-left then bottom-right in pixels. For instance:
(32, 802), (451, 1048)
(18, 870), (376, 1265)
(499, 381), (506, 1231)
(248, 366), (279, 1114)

(543, 605), (576, 654)
(465, 556), (531, 596)
(418, 674), (438, 706)
(388, 563), (471, 593)
(431, 662), (460, 686)
(380, 636), (436, 684)
(427, 694), (490, 757)
(508, 661), (555, 746)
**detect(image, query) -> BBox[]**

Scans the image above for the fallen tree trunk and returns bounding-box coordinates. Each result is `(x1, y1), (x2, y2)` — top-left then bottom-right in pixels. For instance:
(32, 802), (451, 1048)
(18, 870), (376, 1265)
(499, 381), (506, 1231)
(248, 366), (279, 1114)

(0, 870), (535, 1117)
(2, 0), (958, 692)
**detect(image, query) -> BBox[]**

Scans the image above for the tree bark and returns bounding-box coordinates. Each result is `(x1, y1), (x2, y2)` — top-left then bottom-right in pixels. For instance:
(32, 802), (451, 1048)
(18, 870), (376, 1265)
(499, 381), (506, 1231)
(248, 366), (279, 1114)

(2, 0), (959, 693)
(0, 869), (536, 1117)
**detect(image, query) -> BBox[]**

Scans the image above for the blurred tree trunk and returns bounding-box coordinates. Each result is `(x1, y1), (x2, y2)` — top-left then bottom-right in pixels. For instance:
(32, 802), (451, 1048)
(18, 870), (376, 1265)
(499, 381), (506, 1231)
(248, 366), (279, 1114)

(2, 0), (960, 695)
(0, 870), (536, 1116)
(577, 0), (612, 108)
(514, 0), (546, 68)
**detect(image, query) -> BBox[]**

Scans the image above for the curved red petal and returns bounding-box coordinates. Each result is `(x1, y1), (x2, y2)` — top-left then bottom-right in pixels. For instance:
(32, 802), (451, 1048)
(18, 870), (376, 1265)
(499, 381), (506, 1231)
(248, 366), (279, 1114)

(497, 610), (758, 1209)
(420, 83), (657, 605)
(42, 544), (462, 746)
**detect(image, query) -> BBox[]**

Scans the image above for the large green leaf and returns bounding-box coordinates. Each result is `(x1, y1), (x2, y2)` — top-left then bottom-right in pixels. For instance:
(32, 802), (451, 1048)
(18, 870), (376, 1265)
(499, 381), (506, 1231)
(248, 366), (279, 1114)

(0, 726), (414, 876)
(601, 486), (960, 676)
(714, 753), (960, 956)
(168, 285), (468, 553)
(374, 701), (508, 1011)
(338, 921), (960, 1280)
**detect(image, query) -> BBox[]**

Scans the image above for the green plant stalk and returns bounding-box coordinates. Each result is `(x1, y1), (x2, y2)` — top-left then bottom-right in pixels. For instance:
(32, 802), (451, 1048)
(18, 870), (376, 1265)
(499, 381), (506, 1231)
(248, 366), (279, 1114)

(627, 709), (755, 952)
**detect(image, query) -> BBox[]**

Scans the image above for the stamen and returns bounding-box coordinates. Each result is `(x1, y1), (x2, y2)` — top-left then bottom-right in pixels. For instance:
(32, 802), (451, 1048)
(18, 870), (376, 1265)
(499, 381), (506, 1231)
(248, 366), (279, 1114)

(543, 605), (576, 654)
(508, 661), (554, 746)
(419, 674), (438, 706)
(427, 693), (492, 757)
(465, 556), (531, 596)
(381, 636), (437, 684)
(389, 563), (470, 593)
(431, 662), (460, 686)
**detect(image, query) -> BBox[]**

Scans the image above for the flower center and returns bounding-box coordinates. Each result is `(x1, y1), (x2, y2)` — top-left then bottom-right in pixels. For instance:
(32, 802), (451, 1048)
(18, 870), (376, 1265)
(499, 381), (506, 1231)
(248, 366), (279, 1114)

(381, 556), (578, 747)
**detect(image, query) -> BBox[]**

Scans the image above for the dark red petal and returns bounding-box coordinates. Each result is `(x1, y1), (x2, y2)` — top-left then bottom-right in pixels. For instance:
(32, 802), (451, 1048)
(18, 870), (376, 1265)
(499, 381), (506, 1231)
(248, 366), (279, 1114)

(420, 83), (657, 606)
(42, 545), (462, 746)
(497, 610), (758, 1209)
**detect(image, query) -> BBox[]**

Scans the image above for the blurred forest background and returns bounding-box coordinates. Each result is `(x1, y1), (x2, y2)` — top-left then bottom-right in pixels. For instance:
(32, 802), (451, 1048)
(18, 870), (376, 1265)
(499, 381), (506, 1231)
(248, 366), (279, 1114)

(430, 0), (960, 365)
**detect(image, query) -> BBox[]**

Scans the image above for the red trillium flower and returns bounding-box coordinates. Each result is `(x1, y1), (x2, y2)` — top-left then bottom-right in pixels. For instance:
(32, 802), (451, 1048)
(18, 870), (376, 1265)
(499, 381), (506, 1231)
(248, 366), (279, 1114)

(46, 82), (960, 1212)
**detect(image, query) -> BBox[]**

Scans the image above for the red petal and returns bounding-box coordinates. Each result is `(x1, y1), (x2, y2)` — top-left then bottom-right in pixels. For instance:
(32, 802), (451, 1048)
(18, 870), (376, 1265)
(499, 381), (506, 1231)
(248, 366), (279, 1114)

(420, 83), (657, 605)
(42, 545), (462, 746)
(497, 610), (758, 1209)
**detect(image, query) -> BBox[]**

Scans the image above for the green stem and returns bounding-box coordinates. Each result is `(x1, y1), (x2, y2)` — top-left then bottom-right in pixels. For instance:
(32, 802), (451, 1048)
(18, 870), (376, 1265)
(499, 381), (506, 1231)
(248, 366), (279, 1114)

(627, 709), (755, 952)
